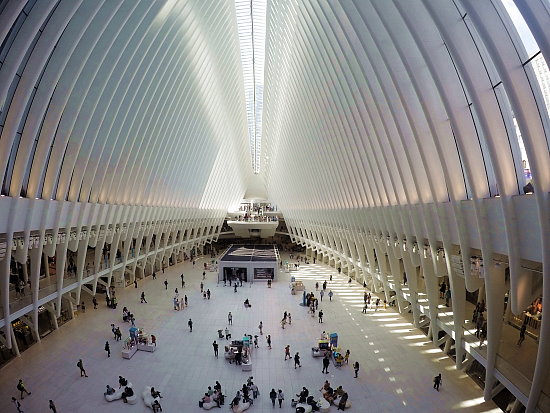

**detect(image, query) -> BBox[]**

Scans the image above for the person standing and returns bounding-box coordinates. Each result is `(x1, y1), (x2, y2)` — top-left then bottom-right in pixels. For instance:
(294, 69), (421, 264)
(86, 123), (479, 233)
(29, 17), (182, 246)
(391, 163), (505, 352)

(152, 271), (156, 280)
(285, 345), (291, 360)
(344, 349), (350, 364)
(433, 373), (442, 391)
(353, 361), (360, 378)
(269, 389), (277, 407)
(77, 359), (88, 377)
(267, 334), (272, 349)
(328, 290), (333, 301)
(315, 282), (319, 290)
(188, 318), (193, 332)
(228, 312), (233, 325)
(253, 335), (259, 348)
(16, 379), (31, 399)
(184, 295), (188, 307)
(92, 297), (98, 309)
(322, 354), (330, 374)
(164, 279), (168, 290)
(105, 341), (111, 357)
(141, 292), (147, 303)
(203, 271), (206, 280)
(281, 318), (286, 329)
(258, 321), (263, 335)
(517, 323), (527, 346)
(294, 352), (301, 368)
(318, 310), (324, 323)
(288, 313), (292, 325)
(11, 397), (23, 413)
(49, 399), (57, 412)
(213, 340), (219, 358)
(134, 280), (138, 288)
(207, 289), (211, 299)
(277, 390), (284, 408)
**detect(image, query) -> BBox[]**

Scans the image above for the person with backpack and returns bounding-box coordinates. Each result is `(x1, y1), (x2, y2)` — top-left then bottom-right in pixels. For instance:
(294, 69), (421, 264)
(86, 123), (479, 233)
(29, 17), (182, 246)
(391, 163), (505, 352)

(77, 359), (88, 377)
(16, 379), (31, 399)
(433, 373), (442, 391)
(269, 389), (277, 407)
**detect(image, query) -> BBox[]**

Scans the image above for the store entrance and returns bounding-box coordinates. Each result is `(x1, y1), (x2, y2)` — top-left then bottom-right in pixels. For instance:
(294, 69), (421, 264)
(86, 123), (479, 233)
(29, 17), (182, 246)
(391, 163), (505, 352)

(223, 267), (248, 283)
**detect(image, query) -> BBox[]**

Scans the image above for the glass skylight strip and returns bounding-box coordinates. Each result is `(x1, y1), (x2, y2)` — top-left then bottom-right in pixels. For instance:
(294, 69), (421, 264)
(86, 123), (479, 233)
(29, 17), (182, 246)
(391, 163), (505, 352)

(235, 0), (267, 174)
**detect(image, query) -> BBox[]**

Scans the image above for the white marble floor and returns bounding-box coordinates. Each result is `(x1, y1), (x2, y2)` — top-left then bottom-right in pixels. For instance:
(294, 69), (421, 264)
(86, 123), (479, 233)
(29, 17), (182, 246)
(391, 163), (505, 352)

(0, 255), (500, 412)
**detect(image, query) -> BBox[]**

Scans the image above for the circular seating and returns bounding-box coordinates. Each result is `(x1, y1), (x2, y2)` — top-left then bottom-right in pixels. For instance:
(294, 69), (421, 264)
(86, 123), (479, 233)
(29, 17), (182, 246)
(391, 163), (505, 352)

(296, 403), (313, 413)
(232, 400), (251, 413)
(142, 386), (162, 409)
(105, 382), (133, 402)
(318, 398), (330, 412)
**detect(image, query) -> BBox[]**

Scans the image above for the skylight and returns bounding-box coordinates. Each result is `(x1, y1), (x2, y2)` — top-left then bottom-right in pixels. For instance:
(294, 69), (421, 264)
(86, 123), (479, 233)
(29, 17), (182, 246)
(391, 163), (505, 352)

(235, 0), (267, 174)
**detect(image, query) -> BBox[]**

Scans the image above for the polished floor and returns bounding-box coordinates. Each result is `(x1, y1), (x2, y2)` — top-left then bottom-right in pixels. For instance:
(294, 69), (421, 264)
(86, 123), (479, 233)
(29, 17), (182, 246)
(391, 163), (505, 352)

(0, 255), (500, 412)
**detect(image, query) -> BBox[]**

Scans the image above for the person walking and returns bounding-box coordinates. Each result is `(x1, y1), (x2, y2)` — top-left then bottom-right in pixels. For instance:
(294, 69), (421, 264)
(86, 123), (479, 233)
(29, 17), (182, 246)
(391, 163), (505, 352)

(318, 310), (324, 323)
(200, 282), (204, 293)
(105, 341), (111, 357)
(228, 312), (233, 325)
(207, 289), (211, 299)
(141, 292), (147, 303)
(315, 282), (319, 290)
(328, 290), (333, 301)
(285, 345), (291, 360)
(203, 271), (206, 280)
(320, 290), (324, 301)
(234, 283), (238, 293)
(11, 397), (23, 413)
(267, 334), (272, 349)
(344, 349), (350, 364)
(288, 313), (292, 325)
(269, 389), (277, 407)
(16, 379), (31, 399)
(294, 352), (301, 368)
(259, 321), (263, 335)
(517, 323), (527, 346)
(277, 390), (284, 408)
(375, 298), (380, 311)
(213, 340), (219, 357)
(49, 399), (57, 412)
(433, 373), (442, 391)
(322, 354), (330, 374)
(77, 359), (88, 377)
(281, 318), (286, 329)
(164, 279), (168, 290)
(92, 297), (98, 309)
(253, 335), (259, 348)
(184, 295), (188, 306)
(353, 361), (360, 378)
(188, 318), (193, 332)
